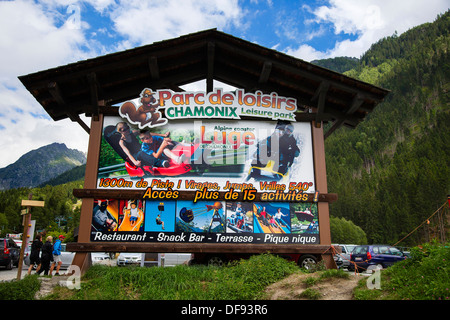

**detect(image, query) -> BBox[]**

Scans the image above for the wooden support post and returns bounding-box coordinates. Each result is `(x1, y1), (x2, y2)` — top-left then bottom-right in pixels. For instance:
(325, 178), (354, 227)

(311, 121), (336, 269)
(313, 82), (330, 128)
(72, 114), (103, 275)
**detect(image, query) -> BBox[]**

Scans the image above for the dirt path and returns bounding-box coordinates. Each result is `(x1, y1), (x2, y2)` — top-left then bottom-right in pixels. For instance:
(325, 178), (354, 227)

(34, 275), (71, 299)
(264, 272), (362, 300)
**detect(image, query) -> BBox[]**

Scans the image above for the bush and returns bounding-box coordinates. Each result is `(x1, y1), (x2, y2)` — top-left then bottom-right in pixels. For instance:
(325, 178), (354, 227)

(330, 216), (367, 244)
(384, 242), (450, 300)
(354, 242), (450, 300)
(0, 275), (41, 300)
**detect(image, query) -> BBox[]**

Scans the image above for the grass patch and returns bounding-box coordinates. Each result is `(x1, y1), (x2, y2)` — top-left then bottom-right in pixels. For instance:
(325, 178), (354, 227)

(302, 276), (319, 287)
(319, 268), (350, 280)
(298, 288), (322, 300)
(302, 269), (349, 288)
(0, 274), (41, 300)
(45, 253), (299, 300)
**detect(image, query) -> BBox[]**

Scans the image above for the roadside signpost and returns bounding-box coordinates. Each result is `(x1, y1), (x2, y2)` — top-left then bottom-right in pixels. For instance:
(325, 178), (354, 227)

(17, 195), (44, 280)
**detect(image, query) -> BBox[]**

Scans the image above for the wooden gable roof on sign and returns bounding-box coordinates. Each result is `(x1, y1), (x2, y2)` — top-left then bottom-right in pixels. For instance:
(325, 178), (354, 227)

(19, 29), (388, 137)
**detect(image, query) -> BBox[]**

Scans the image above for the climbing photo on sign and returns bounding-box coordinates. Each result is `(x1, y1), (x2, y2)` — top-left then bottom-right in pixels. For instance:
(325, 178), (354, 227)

(144, 201), (176, 232)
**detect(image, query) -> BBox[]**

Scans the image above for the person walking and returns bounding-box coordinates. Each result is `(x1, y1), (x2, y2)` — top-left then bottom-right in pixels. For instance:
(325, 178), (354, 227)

(50, 235), (64, 276)
(37, 236), (53, 276)
(27, 234), (43, 275)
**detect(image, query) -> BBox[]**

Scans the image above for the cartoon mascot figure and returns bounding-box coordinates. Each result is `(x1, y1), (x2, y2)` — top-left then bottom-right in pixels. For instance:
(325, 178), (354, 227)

(119, 88), (167, 128)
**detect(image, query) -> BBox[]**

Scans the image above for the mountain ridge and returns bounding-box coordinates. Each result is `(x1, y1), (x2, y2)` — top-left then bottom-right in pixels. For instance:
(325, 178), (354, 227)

(0, 142), (86, 190)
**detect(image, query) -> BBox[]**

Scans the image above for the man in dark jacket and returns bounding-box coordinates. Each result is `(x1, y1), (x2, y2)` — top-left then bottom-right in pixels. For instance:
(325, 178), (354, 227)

(27, 234), (42, 275)
(37, 236), (53, 276)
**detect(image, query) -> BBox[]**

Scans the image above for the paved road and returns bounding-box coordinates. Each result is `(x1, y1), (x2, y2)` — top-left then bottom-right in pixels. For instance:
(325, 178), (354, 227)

(0, 263), (30, 282)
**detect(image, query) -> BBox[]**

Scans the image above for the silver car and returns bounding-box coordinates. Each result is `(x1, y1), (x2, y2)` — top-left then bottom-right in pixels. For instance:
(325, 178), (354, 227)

(91, 252), (112, 265)
(117, 252), (141, 266)
(24, 243), (75, 270)
(333, 244), (357, 269)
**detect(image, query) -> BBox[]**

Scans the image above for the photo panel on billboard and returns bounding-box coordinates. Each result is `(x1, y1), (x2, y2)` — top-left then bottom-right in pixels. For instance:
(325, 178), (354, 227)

(92, 199), (119, 232)
(290, 202), (319, 235)
(176, 200), (226, 233)
(97, 116), (315, 193)
(117, 199), (145, 232)
(144, 201), (176, 232)
(225, 202), (253, 233)
(91, 199), (145, 232)
(253, 202), (291, 234)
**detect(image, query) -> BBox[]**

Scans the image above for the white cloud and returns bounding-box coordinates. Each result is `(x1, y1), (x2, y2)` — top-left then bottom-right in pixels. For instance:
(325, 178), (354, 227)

(285, 0), (449, 61)
(0, 0), (246, 168)
(0, 0), (92, 168)
(107, 0), (244, 48)
(0, 0), (90, 78)
(285, 44), (327, 62)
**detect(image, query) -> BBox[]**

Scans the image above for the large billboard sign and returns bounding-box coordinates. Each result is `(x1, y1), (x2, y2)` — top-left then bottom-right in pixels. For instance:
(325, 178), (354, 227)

(92, 88), (319, 245)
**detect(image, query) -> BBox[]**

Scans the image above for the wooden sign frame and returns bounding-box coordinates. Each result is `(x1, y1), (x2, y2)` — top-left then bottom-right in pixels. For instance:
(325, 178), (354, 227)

(69, 110), (337, 273)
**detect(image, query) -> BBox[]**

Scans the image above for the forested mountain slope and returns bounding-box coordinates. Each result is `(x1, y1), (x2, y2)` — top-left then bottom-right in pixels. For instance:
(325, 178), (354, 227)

(0, 143), (86, 190)
(323, 11), (449, 245)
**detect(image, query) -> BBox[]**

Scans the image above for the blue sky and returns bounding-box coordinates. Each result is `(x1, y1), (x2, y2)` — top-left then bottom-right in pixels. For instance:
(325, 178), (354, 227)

(0, 0), (448, 168)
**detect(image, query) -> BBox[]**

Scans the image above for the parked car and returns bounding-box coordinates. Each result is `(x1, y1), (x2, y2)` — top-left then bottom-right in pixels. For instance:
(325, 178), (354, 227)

(0, 238), (21, 269)
(117, 252), (141, 266)
(348, 245), (407, 272)
(58, 243), (75, 269)
(91, 252), (111, 265)
(334, 254), (343, 268)
(24, 243), (75, 270)
(333, 244), (357, 269)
